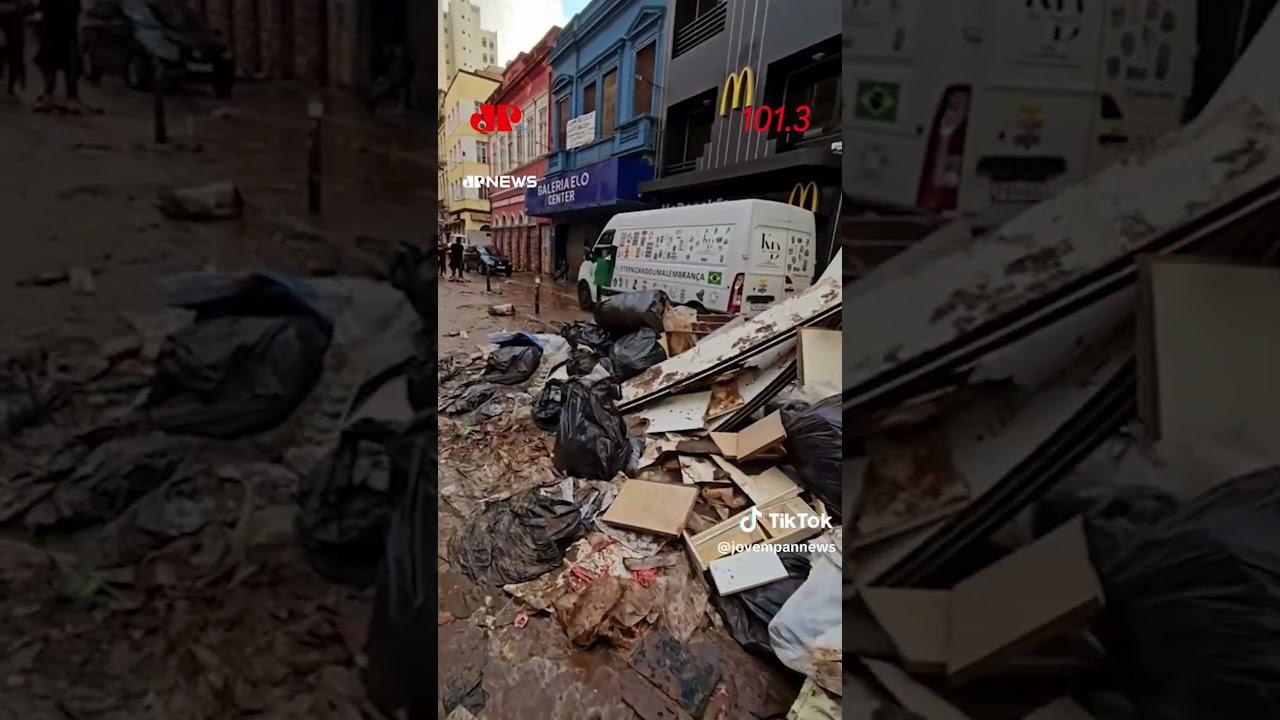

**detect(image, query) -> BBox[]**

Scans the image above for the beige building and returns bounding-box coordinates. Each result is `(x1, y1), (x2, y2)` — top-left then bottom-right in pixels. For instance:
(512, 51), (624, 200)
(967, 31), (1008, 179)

(438, 0), (499, 93)
(440, 68), (504, 239)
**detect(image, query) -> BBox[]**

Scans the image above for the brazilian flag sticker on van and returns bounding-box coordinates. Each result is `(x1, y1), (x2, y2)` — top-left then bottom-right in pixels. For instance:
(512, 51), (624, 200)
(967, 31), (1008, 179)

(856, 81), (899, 122)
(707, 271), (724, 286)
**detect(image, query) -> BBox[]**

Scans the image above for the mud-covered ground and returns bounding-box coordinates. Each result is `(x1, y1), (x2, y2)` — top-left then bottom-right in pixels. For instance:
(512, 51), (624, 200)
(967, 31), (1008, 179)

(0, 72), (424, 719)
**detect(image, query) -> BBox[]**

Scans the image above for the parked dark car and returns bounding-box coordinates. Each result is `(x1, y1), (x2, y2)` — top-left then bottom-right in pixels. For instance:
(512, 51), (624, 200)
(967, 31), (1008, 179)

(464, 246), (513, 276)
(81, 0), (234, 97)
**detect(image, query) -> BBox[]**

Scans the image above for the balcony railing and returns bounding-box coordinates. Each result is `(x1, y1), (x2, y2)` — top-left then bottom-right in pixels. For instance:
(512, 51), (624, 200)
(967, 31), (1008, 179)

(662, 159), (698, 176)
(673, 1), (727, 59)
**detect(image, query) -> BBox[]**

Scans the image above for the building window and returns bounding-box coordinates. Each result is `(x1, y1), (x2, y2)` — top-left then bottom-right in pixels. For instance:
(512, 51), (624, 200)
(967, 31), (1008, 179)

(537, 100), (548, 155)
(634, 43), (656, 117)
(601, 69), (618, 136)
(661, 88), (716, 175)
(582, 82), (597, 119)
(477, 141), (489, 164)
(556, 95), (569, 149)
(779, 46), (842, 144)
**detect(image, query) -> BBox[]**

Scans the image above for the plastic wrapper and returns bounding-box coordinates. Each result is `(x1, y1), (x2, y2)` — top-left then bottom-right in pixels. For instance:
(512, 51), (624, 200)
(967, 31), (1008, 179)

(553, 380), (631, 480)
(608, 327), (667, 381)
(594, 290), (670, 335)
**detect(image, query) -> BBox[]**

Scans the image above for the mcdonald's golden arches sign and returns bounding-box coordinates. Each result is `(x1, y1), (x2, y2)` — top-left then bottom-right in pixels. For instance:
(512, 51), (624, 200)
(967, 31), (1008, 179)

(788, 182), (820, 212)
(719, 66), (755, 116)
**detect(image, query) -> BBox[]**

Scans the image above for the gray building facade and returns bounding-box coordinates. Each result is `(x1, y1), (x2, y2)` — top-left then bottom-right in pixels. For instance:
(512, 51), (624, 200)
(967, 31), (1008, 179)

(639, 0), (842, 270)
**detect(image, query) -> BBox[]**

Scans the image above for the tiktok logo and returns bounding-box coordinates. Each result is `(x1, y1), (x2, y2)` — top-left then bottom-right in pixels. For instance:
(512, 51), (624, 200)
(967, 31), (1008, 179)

(470, 104), (523, 133)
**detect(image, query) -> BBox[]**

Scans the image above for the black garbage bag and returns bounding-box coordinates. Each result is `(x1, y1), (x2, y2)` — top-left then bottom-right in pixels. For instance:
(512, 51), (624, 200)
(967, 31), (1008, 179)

(25, 433), (190, 531)
(713, 552), (811, 656)
(568, 346), (601, 377)
(148, 273), (333, 438)
(554, 380), (631, 480)
(594, 290), (670, 335)
(609, 328), (667, 381)
(453, 489), (585, 586)
(1034, 483), (1180, 539)
(364, 415), (436, 719)
(297, 419), (419, 585)
(533, 379), (567, 432)
(560, 321), (613, 355)
(779, 395), (843, 521)
(1088, 468), (1280, 720)
(483, 345), (543, 385)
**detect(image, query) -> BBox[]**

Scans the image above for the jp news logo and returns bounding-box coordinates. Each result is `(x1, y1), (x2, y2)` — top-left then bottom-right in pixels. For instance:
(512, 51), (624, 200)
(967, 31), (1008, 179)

(470, 104), (522, 133)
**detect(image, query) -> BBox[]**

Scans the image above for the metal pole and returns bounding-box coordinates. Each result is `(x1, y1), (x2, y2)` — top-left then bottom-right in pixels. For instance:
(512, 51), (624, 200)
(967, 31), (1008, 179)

(153, 60), (168, 145)
(485, 266), (491, 293)
(535, 276), (541, 315)
(308, 117), (322, 215)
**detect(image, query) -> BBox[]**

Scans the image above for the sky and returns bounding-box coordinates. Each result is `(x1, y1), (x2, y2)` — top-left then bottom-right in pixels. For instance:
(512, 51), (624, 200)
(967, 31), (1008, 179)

(460, 0), (594, 65)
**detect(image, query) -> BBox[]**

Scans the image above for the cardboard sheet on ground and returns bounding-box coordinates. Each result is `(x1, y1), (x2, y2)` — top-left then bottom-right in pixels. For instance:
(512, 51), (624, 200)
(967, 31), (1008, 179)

(710, 411), (786, 461)
(626, 391), (712, 434)
(862, 518), (1103, 683)
(709, 455), (800, 506)
(709, 548), (788, 595)
(602, 480), (698, 537)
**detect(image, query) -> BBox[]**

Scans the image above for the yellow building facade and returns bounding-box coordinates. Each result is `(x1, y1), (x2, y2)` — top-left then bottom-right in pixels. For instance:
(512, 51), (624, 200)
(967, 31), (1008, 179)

(439, 68), (502, 238)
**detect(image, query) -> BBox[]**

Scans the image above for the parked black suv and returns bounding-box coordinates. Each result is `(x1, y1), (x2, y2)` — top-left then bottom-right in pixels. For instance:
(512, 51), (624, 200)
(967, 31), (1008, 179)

(81, 0), (235, 98)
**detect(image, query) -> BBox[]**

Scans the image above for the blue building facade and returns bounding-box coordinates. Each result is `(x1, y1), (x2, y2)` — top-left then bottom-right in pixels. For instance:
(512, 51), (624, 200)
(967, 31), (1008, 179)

(527, 0), (666, 274)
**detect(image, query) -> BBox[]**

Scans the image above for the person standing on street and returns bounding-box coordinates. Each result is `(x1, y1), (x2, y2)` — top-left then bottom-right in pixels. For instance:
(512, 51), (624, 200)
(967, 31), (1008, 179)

(0, 0), (29, 97)
(449, 237), (465, 281)
(438, 238), (447, 277)
(33, 0), (82, 113)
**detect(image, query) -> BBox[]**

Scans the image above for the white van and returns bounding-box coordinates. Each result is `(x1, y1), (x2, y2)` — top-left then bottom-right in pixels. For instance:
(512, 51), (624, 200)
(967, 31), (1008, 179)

(577, 200), (817, 315)
(843, 0), (1196, 221)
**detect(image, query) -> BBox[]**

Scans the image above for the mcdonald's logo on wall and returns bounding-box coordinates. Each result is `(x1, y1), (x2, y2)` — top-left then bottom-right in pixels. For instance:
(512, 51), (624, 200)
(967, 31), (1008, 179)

(719, 66), (755, 116)
(788, 182), (820, 212)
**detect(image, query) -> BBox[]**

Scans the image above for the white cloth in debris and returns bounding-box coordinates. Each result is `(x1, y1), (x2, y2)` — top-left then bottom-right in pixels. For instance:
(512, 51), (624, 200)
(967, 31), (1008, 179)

(769, 530), (842, 683)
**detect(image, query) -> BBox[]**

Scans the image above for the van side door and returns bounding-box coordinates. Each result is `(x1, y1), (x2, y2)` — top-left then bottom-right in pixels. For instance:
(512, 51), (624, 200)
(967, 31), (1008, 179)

(590, 230), (618, 291)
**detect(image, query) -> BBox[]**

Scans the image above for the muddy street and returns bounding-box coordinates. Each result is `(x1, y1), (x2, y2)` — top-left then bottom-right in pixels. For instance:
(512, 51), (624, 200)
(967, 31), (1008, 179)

(0, 74), (425, 719)
(439, 272), (588, 356)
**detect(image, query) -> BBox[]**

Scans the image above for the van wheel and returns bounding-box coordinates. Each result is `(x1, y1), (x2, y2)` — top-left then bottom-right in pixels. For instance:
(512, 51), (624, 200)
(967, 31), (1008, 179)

(578, 282), (594, 311)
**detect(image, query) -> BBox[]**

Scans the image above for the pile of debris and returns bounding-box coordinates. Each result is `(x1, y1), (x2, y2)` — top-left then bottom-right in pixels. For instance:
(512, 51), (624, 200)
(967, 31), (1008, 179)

(440, 268), (845, 717)
(0, 243), (433, 718)
(841, 95), (1280, 719)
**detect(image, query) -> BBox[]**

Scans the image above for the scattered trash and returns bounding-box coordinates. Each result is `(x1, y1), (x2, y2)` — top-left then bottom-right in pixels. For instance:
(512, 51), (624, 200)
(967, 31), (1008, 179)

(553, 381), (631, 480)
(770, 532), (841, 694)
(296, 420), (418, 585)
(595, 289), (671, 336)
(626, 627), (722, 716)
(488, 303), (515, 316)
(601, 479), (698, 537)
(560, 321), (612, 355)
(532, 379), (567, 432)
(567, 346), (601, 377)
(156, 181), (244, 221)
(453, 490), (585, 586)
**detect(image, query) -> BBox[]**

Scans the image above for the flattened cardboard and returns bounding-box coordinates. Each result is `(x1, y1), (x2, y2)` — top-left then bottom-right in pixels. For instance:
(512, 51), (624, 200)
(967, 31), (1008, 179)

(710, 412), (786, 461)
(861, 588), (949, 673)
(863, 659), (971, 720)
(709, 549), (788, 595)
(602, 480), (699, 537)
(709, 455), (801, 506)
(760, 496), (824, 545)
(863, 518), (1103, 684)
(948, 518), (1102, 682)
(798, 328), (842, 393)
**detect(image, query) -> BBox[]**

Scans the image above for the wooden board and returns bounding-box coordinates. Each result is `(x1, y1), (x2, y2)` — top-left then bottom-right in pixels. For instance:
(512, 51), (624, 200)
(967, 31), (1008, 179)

(760, 496), (823, 545)
(710, 455), (801, 506)
(709, 549), (788, 595)
(947, 518), (1102, 682)
(627, 391), (713, 434)
(736, 411), (787, 462)
(678, 456), (720, 485)
(798, 328), (842, 394)
(863, 659), (971, 720)
(602, 480), (699, 537)
(861, 588), (950, 673)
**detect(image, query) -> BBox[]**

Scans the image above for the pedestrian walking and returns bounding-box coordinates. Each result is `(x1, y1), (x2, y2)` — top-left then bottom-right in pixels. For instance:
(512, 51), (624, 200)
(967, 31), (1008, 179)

(449, 237), (465, 281)
(33, 0), (83, 113)
(438, 239), (447, 277)
(0, 0), (30, 97)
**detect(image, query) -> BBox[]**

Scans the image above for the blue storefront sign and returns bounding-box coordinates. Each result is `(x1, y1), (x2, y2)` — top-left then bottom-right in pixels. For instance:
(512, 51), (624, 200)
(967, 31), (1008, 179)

(526, 157), (653, 216)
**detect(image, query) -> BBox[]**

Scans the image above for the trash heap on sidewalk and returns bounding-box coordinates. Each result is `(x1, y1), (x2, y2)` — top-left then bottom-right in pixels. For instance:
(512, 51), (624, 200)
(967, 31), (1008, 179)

(438, 267), (846, 717)
(0, 241), (434, 718)
(840, 95), (1280, 720)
